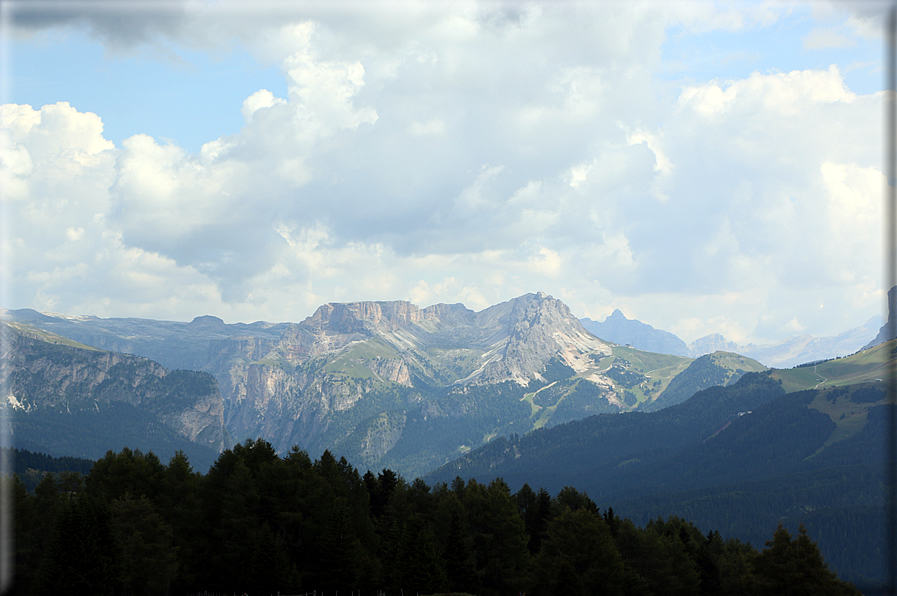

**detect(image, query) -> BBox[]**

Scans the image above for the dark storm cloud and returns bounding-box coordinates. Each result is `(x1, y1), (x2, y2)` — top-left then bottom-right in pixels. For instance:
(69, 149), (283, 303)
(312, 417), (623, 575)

(9, 0), (190, 47)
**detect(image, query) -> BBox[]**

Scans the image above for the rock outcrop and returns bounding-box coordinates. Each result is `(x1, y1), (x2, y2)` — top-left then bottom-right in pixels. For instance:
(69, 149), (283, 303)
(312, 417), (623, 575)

(472, 292), (612, 384)
(864, 285), (897, 349)
(1, 321), (227, 453)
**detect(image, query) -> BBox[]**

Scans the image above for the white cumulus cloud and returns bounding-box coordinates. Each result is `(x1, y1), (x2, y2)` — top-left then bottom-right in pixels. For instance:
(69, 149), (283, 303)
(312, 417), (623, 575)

(1, 1), (888, 344)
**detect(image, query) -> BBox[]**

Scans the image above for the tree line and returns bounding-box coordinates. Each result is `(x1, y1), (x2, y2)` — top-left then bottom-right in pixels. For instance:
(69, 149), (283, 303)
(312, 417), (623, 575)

(11, 439), (861, 596)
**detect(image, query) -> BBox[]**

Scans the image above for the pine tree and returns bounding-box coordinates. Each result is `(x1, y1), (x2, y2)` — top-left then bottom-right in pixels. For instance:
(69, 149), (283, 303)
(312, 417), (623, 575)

(317, 506), (365, 591)
(40, 493), (123, 596)
(395, 514), (449, 594)
(530, 507), (624, 596)
(443, 509), (479, 593)
(754, 523), (861, 596)
(110, 494), (179, 595)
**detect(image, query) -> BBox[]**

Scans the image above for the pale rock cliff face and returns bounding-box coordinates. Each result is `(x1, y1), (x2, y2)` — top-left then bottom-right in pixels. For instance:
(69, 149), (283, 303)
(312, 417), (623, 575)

(166, 394), (225, 448)
(305, 301), (420, 332)
(204, 336), (284, 423)
(865, 286), (897, 349)
(1, 332), (160, 408)
(472, 292), (613, 385)
(3, 293), (656, 476)
(276, 322), (367, 363)
(688, 334), (741, 356)
(211, 292), (617, 454)
(368, 357), (412, 386)
(207, 336), (280, 365)
(7, 293), (620, 467)
(357, 411), (407, 463)
(1, 323), (227, 452)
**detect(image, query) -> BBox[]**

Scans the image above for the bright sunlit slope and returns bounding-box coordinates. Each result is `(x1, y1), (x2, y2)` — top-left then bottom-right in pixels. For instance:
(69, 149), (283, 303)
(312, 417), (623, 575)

(770, 339), (894, 393)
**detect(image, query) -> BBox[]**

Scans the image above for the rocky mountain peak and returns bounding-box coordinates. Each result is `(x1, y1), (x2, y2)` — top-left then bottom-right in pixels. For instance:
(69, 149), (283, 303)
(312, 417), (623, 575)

(302, 300), (423, 333)
(473, 292), (612, 384)
(689, 333), (741, 356)
(189, 315), (228, 332)
(509, 292), (573, 331)
(419, 302), (477, 327)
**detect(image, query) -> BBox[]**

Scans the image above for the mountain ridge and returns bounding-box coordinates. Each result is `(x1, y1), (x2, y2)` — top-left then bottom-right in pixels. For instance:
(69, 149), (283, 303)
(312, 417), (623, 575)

(1, 320), (226, 468)
(17, 292), (875, 478)
(4, 292), (701, 476)
(581, 309), (880, 368)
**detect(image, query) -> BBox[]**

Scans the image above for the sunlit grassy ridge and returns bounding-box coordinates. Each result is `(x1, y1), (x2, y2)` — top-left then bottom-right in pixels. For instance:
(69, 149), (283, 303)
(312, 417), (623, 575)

(2, 321), (103, 352)
(771, 339), (893, 392)
(597, 346), (693, 405)
(762, 341), (893, 454)
(806, 386), (880, 455)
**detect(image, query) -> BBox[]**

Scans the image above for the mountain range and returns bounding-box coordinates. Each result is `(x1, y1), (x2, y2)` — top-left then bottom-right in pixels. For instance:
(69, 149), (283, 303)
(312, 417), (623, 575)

(4, 292), (771, 477)
(3, 290), (893, 588)
(580, 309), (882, 368)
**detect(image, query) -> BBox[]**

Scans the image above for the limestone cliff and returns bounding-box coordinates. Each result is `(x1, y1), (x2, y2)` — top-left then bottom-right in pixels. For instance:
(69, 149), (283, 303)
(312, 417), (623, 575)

(470, 292), (613, 384)
(203, 292), (619, 464)
(1, 321), (227, 454)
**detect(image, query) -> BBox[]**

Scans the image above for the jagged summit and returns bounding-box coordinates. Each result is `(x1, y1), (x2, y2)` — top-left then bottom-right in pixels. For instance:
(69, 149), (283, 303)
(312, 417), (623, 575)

(471, 292), (610, 384)
(2, 291), (885, 480)
(1, 292), (733, 478)
(300, 300), (476, 334)
(287, 292), (610, 386)
(580, 309), (689, 356)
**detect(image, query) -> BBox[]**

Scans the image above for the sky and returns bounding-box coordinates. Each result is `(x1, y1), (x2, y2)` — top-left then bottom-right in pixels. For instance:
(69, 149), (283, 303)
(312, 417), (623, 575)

(0, 0), (892, 345)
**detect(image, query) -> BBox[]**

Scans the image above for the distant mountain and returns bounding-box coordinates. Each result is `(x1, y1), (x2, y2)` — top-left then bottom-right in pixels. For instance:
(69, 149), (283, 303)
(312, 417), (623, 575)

(1, 321), (225, 470)
(580, 309), (880, 368)
(424, 339), (891, 490)
(688, 333), (741, 355)
(12, 290), (861, 477)
(730, 316), (882, 368)
(0, 307), (289, 372)
(579, 310), (689, 355)
(424, 372), (788, 494)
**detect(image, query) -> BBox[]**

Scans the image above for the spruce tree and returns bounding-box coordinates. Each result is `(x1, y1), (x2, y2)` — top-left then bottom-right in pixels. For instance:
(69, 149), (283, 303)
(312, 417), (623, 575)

(40, 493), (122, 596)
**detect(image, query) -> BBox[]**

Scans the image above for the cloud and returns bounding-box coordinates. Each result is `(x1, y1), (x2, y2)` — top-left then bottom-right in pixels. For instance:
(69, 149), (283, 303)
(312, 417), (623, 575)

(408, 120), (446, 137)
(626, 64), (880, 340)
(802, 27), (857, 50)
(9, 0), (192, 50)
(1, 1), (887, 343)
(0, 102), (229, 320)
(241, 89), (286, 124)
(677, 65), (856, 117)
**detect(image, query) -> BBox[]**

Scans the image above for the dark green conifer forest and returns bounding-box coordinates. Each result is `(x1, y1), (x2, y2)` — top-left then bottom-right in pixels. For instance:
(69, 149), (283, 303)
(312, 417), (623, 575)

(11, 441), (862, 596)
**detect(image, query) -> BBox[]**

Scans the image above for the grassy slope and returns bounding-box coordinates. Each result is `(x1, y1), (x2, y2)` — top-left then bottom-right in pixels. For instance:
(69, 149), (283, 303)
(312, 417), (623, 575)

(3, 321), (103, 352)
(579, 346), (693, 406)
(711, 351), (769, 377)
(771, 340), (893, 391)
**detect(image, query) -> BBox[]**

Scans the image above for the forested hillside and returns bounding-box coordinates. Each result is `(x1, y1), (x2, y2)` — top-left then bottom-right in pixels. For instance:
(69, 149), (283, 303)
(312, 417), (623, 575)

(3, 447), (94, 492)
(2, 320), (226, 470)
(423, 371), (891, 589)
(11, 441), (860, 596)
